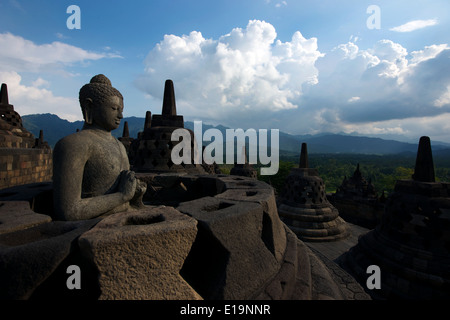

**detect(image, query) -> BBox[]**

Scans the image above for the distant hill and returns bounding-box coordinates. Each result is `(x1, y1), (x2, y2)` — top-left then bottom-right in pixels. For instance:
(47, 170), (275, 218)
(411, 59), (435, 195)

(22, 114), (83, 148)
(22, 113), (450, 156)
(22, 114), (145, 148)
(301, 134), (418, 154)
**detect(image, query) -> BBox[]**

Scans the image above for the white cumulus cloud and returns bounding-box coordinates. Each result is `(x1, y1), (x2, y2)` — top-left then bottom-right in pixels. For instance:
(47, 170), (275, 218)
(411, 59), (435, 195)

(135, 21), (450, 142)
(390, 19), (438, 32)
(0, 71), (80, 122)
(0, 32), (121, 121)
(294, 39), (450, 140)
(136, 20), (323, 127)
(434, 85), (450, 108)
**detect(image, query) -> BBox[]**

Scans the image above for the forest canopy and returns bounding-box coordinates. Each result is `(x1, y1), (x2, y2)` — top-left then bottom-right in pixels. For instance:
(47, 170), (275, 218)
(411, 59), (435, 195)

(219, 152), (450, 196)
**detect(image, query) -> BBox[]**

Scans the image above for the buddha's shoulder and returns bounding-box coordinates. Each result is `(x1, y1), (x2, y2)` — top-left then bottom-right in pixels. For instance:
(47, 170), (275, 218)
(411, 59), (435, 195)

(54, 131), (96, 152)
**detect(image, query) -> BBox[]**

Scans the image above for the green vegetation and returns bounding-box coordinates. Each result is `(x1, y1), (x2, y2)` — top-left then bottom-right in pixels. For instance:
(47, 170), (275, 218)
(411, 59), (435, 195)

(254, 153), (450, 195)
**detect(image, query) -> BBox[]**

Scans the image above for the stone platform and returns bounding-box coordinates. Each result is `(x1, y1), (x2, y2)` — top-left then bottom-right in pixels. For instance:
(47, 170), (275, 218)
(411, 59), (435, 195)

(304, 223), (371, 300)
(306, 223), (370, 262)
(0, 174), (369, 300)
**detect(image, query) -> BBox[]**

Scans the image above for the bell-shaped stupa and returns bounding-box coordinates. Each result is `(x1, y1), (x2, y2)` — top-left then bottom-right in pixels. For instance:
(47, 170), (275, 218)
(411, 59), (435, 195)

(131, 80), (205, 174)
(339, 136), (450, 299)
(278, 143), (349, 242)
(329, 163), (384, 228)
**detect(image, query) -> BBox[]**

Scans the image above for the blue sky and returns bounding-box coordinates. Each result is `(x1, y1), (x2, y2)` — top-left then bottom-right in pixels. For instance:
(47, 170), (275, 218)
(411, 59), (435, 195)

(0, 0), (449, 143)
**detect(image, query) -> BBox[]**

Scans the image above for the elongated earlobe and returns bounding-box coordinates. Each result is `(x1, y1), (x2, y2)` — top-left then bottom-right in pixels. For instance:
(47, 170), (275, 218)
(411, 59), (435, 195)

(83, 98), (94, 125)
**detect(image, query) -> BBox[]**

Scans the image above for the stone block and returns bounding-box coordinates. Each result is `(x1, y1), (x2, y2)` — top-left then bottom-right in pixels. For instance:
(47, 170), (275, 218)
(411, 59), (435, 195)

(0, 201), (51, 235)
(0, 219), (98, 299)
(177, 197), (279, 299)
(217, 175), (271, 191)
(78, 206), (201, 300)
(216, 187), (287, 263)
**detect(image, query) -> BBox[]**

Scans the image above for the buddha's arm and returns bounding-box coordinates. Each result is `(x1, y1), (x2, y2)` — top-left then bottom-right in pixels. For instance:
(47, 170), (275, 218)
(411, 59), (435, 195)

(53, 137), (136, 221)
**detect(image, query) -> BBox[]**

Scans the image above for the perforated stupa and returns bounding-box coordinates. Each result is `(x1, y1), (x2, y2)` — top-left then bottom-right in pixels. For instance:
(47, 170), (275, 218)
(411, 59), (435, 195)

(278, 143), (349, 242)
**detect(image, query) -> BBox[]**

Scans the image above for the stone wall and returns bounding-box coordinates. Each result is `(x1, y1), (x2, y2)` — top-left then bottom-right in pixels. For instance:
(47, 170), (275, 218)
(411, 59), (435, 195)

(0, 148), (52, 190)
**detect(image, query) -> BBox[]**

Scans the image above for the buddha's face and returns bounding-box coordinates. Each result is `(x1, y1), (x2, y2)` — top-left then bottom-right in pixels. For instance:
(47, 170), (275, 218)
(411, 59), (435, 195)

(91, 95), (124, 132)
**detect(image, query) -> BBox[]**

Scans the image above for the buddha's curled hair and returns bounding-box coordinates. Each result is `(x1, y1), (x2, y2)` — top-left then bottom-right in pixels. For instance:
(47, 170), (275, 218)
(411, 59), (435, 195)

(79, 74), (123, 115)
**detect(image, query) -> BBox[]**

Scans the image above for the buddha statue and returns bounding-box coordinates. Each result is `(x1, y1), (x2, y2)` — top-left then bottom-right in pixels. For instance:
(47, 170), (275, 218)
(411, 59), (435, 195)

(52, 74), (146, 221)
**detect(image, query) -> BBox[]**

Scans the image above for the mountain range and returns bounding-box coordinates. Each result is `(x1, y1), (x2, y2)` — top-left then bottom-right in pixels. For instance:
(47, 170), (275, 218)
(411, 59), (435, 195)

(22, 113), (450, 156)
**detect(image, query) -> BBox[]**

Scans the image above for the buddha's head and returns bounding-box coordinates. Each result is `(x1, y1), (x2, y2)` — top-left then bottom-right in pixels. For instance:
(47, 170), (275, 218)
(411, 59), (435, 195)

(79, 74), (124, 131)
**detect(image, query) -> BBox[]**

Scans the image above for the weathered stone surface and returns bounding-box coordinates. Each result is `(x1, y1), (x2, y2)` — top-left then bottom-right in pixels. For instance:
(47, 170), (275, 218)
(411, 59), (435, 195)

(216, 186), (287, 262)
(0, 171), (371, 301)
(0, 201), (51, 235)
(0, 218), (99, 299)
(0, 182), (53, 216)
(217, 175), (270, 191)
(78, 206), (201, 300)
(253, 226), (298, 299)
(308, 245), (371, 300)
(177, 196), (280, 299)
(309, 249), (345, 300)
(254, 225), (367, 300)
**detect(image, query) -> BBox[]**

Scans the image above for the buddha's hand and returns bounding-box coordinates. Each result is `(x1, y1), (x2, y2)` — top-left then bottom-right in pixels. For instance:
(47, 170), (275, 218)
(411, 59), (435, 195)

(130, 179), (147, 209)
(135, 179), (147, 197)
(118, 170), (137, 202)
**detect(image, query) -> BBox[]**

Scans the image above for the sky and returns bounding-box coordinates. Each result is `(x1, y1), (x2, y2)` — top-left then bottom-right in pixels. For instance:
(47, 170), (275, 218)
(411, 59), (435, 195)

(0, 0), (449, 143)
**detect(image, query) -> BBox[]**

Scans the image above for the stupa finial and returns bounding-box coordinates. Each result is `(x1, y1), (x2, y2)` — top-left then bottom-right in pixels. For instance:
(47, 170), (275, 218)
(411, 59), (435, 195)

(39, 130), (44, 143)
(144, 111), (152, 129)
(299, 143), (308, 169)
(122, 121), (130, 138)
(0, 83), (9, 105)
(162, 79), (176, 116)
(412, 136), (435, 182)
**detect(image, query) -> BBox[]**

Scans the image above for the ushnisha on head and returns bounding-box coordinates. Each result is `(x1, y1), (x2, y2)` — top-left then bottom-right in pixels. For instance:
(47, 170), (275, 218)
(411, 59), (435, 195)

(79, 74), (124, 131)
